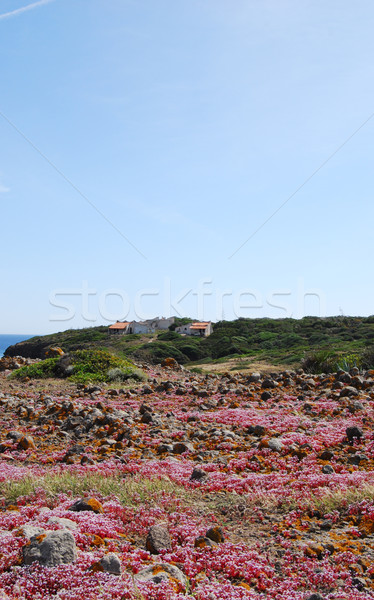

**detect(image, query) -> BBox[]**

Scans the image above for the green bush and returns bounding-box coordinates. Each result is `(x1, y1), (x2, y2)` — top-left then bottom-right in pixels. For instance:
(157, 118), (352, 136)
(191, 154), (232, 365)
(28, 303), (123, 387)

(157, 331), (181, 341)
(10, 358), (59, 380)
(107, 367), (147, 383)
(11, 349), (145, 384)
(130, 342), (188, 364)
(301, 350), (341, 374)
(362, 346), (374, 369)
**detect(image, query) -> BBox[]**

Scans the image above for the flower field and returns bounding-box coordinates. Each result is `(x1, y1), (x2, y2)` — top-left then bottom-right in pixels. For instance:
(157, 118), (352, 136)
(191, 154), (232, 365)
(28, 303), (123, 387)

(1, 364), (374, 598)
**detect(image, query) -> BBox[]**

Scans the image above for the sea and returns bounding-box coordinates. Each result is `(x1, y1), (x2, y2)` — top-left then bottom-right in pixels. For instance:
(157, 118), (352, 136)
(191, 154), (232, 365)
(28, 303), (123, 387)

(0, 334), (35, 358)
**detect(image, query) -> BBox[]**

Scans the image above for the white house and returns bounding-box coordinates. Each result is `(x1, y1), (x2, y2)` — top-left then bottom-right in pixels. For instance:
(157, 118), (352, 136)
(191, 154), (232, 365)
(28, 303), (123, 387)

(175, 321), (213, 337)
(125, 317), (176, 335)
(128, 321), (153, 334)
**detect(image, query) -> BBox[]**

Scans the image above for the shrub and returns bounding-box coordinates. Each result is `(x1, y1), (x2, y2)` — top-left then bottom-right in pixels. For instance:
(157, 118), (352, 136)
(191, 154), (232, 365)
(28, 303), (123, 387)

(107, 367), (147, 383)
(11, 349), (145, 384)
(301, 350), (341, 374)
(157, 330), (181, 341)
(10, 358), (58, 380)
(362, 346), (374, 369)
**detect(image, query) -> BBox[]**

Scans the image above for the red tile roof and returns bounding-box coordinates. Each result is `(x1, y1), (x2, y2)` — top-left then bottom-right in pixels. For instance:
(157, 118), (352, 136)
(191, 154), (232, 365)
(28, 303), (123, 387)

(109, 322), (129, 330)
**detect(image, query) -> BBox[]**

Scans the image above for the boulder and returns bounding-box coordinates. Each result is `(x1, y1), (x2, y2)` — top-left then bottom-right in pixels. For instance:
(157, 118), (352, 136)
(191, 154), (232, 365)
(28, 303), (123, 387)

(22, 530), (77, 566)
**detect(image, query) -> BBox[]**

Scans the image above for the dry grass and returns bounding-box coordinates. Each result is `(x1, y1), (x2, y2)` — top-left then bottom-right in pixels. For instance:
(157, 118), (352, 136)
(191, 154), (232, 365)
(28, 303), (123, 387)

(0, 472), (189, 508)
(311, 485), (374, 514)
(195, 358), (289, 375)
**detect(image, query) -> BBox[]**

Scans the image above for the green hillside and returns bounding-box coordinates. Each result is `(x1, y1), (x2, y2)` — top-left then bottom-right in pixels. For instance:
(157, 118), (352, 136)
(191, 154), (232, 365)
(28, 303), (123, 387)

(5, 316), (374, 372)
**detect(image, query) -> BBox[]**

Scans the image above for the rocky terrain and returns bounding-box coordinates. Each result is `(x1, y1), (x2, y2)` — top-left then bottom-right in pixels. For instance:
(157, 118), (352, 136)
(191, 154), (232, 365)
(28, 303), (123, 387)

(1, 360), (374, 598)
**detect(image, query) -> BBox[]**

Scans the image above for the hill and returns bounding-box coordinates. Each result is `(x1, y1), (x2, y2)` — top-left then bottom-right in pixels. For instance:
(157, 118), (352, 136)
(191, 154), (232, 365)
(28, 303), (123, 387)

(5, 315), (374, 372)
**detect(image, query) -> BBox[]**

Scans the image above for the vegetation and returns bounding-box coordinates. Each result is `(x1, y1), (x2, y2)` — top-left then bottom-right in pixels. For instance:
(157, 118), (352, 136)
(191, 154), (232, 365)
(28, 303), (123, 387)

(6, 316), (374, 371)
(10, 349), (145, 384)
(0, 472), (186, 508)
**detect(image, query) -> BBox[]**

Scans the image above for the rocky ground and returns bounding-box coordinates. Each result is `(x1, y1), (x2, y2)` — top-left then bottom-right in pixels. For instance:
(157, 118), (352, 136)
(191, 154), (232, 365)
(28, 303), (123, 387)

(1, 361), (374, 599)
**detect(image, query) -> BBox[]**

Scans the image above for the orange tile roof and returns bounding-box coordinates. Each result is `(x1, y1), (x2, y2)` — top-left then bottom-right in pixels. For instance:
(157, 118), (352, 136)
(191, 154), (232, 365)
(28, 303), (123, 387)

(190, 322), (210, 329)
(109, 322), (130, 329)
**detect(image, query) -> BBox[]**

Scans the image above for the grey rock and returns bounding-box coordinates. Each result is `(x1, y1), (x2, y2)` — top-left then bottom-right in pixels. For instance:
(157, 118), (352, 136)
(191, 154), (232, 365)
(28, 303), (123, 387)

(19, 525), (45, 539)
(340, 386), (359, 398)
(268, 438), (283, 452)
(173, 441), (194, 454)
(48, 517), (77, 530)
(348, 453), (368, 465)
(262, 378), (277, 389)
(319, 450), (334, 460)
(346, 426), (363, 441)
(320, 519), (332, 531)
(190, 467), (208, 482)
(68, 498), (103, 513)
(248, 372), (261, 382)
(135, 563), (187, 587)
(23, 530), (77, 566)
(141, 411), (153, 424)
(339, 372), (352, 384)
(157, 443), (173, 454)
(146, 525), (171, 554)
(322, 464), (335, 474)
(306, 595), (324, 600)
(99, 552), (121, 575)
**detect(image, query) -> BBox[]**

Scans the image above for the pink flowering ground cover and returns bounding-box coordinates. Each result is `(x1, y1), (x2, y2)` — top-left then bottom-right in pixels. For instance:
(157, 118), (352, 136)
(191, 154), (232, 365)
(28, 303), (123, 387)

(1, 367), (374, 598)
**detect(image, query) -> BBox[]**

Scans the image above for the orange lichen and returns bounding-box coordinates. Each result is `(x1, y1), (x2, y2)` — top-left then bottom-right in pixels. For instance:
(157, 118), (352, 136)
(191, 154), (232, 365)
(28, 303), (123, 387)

(86, 498), (104, 514)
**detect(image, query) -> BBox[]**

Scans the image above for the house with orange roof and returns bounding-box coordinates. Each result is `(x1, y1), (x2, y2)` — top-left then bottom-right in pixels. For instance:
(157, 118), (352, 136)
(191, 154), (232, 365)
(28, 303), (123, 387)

(108, 321), (130, 335)
(175, 321), (213, 337)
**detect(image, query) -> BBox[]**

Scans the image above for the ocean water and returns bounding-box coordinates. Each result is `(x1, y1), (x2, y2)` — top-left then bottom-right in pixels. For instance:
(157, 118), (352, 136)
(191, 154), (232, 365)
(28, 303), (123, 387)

(0, 334), (35, 358)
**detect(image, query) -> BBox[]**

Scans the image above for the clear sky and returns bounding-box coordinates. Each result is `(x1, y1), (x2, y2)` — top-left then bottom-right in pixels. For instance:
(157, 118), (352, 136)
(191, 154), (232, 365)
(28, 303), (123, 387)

(0, 0), (373, 334)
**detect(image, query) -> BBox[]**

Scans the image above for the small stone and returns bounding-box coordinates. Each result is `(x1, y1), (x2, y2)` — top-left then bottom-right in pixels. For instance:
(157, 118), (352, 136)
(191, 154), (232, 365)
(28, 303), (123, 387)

(320, 519), (333, 531)
(18, 435), (36, 451)
(99, 552), (121, 575)
(141, 411), (153, 424)
(194, 536), (216, 548)
(190, 467), (208, 482)
(248, 372), (261, 382)
(146, 525), (172, 554)
(306, 594), (324, 600)
(261, 391), (272, 401)
(319, 450), (334, 461)
(68, 498), (104, 514)
(135, 563), (187, 587)
(173, 442), (193, 454)
(346, 426), (363, 442)
(262, 378), (277, 389)
(322, 464), (335, 474)
(268, 438), (283, 452)
(206, 526), (224, 543)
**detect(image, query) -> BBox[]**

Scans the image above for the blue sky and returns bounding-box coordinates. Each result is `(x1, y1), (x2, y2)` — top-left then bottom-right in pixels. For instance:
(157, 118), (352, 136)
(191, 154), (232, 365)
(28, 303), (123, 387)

(0, 0), (373, 334)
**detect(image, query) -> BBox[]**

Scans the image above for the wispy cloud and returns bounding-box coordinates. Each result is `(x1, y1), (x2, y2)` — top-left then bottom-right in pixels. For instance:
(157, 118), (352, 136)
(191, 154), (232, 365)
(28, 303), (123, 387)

(0, 0), (55, 21)
(0, 184), (10, 193)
